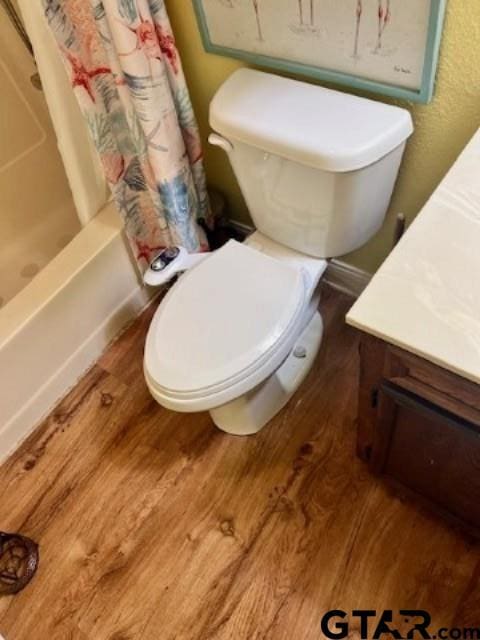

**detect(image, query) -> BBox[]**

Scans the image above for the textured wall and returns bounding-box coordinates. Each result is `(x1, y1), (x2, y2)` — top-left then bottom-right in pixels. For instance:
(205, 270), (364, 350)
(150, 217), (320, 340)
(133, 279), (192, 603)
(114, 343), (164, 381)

(166, 0), (480, 273)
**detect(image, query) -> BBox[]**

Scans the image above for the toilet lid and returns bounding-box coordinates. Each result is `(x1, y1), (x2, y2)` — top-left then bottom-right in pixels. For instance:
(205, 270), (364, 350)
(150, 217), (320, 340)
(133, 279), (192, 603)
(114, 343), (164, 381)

(145, 240), (307, 396)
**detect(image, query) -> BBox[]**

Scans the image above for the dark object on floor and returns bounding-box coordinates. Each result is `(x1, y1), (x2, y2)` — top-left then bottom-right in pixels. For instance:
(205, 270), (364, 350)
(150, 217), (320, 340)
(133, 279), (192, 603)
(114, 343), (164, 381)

(202, 218), (245, 250)
(201, 187), (247, 250)
(0, 532), (39, 595)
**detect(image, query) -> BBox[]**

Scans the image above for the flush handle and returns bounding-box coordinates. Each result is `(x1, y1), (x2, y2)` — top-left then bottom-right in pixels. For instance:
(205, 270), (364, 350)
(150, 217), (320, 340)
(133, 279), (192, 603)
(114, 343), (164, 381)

(208, 133), (234, 154)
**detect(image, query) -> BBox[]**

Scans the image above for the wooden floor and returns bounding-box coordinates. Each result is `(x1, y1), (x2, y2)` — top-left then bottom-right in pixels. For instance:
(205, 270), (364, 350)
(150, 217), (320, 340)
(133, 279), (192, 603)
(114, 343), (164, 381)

(0, 287), (479, 639)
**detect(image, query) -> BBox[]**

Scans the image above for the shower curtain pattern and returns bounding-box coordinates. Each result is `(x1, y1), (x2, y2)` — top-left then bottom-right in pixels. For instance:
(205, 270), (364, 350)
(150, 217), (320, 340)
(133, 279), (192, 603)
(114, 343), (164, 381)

(42, 0), (210, 267)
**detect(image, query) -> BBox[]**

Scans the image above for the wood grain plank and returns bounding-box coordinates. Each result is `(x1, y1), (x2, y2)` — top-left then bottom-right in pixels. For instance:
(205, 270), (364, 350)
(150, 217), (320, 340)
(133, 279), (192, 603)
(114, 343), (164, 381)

(1, 288), (479, 640)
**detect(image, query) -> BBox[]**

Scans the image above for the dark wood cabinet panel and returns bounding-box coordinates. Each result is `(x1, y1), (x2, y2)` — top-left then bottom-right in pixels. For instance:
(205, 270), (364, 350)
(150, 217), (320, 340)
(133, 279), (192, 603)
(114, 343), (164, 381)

(357, 334), (480, 535)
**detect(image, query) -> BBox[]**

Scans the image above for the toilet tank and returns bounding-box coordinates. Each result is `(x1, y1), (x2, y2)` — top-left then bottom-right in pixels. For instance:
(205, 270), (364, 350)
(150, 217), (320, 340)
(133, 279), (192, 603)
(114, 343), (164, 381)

(209, 69), (414, 258)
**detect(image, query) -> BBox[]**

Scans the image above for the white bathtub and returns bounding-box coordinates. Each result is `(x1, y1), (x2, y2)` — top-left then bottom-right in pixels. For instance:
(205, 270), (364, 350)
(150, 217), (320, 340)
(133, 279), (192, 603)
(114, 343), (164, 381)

(0, 203), (153, 463)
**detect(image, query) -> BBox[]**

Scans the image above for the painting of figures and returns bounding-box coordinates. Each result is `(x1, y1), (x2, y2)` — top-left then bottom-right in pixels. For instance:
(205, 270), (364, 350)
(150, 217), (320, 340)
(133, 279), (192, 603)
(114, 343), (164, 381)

(193, 0), (446, 103)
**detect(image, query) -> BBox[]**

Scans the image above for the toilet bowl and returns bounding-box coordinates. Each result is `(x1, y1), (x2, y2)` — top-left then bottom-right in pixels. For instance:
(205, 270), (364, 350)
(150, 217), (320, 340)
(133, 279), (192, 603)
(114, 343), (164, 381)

(144, 68), (413, 435)
(144, 233), (327, 434)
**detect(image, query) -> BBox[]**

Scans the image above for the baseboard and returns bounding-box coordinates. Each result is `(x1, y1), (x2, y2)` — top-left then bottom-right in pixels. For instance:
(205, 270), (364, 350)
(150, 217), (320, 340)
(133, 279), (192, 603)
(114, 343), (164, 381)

(324, 259), (372, 298)
(228, 220), (371, 298)
(227, 219), (255, 237)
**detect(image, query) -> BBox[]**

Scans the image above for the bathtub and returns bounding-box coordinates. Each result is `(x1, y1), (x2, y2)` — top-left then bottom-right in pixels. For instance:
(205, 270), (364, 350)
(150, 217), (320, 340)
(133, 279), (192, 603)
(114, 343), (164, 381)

(0, 3), (152, 462)
(0, 203), (153, 463)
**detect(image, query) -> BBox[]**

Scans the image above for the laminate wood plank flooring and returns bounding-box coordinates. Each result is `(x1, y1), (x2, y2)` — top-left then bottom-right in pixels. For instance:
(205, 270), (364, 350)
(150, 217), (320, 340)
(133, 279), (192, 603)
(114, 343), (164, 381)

(0, 287), (478, 639)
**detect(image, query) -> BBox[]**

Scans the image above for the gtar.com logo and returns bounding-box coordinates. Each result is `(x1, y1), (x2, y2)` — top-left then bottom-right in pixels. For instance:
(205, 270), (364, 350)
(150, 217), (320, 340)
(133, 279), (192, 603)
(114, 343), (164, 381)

(320, 610), (480, 640)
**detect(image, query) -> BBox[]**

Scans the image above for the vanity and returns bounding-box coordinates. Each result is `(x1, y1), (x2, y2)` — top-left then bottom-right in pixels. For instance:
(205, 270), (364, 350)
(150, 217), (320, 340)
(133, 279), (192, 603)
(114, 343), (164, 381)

(347, 129), (480, 535)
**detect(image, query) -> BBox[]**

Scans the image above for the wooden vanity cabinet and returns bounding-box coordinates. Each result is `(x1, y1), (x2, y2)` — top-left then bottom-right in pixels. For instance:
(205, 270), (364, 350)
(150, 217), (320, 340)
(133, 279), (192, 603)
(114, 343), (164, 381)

(357, 334), (480, 534)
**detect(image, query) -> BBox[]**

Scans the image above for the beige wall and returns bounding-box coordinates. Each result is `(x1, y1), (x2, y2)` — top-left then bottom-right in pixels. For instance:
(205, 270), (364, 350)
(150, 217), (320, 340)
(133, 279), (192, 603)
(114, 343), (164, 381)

(167, 0), (480, 273)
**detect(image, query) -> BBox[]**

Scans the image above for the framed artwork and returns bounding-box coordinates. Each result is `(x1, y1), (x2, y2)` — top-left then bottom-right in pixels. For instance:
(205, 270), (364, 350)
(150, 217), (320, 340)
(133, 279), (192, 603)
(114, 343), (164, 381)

(192, 0), (447, 103)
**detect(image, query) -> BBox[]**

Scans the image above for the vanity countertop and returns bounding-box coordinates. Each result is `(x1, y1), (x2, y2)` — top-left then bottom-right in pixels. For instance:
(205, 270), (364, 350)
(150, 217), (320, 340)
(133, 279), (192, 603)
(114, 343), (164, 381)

(347, 128), (480, 385)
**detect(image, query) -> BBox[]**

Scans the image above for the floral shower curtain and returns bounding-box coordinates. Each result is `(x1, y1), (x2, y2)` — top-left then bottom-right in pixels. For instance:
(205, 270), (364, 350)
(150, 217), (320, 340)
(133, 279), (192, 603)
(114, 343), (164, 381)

(42, 0), (211, 268)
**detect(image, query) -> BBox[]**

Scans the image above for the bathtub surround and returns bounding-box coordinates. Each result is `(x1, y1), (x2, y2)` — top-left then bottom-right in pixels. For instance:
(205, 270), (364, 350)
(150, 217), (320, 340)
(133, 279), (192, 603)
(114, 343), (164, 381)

(0, 204), (153, 465)
(0, 6), (81, 305)
(0, 0), (33, 56)
(43, 0), (211, 269)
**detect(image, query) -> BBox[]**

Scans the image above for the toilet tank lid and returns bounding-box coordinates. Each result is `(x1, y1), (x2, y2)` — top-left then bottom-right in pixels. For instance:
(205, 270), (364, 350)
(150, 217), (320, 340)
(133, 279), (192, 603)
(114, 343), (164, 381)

(210, 69), (414, 172)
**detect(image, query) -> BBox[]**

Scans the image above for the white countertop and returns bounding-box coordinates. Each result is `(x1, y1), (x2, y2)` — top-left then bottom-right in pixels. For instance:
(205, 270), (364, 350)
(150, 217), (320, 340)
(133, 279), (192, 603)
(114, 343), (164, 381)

(347, 128), (480, 385)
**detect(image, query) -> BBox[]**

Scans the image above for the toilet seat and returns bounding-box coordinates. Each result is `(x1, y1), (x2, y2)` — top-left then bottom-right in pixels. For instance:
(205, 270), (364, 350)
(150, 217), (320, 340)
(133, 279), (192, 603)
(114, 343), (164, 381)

(144, 241), (308, 412)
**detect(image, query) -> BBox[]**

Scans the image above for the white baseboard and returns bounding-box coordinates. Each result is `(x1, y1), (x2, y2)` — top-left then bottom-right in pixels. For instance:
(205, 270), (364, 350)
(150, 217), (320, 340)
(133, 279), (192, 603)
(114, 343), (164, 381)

(228, 220), (371, 298)
(324, 259), (372, 298)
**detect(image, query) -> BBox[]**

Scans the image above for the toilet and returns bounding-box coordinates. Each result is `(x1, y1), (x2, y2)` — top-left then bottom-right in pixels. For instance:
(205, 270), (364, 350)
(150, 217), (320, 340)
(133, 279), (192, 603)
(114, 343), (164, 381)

(144, 69), (413, 436)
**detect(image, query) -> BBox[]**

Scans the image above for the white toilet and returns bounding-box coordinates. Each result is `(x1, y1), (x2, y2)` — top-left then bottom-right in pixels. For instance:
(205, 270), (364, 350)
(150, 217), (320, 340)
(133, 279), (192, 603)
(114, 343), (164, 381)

(144, 69), (413, 436)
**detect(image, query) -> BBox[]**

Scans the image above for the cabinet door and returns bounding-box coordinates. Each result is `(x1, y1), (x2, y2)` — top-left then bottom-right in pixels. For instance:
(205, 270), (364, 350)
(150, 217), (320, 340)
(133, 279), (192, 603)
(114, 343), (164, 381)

(370, 381), (480, 530)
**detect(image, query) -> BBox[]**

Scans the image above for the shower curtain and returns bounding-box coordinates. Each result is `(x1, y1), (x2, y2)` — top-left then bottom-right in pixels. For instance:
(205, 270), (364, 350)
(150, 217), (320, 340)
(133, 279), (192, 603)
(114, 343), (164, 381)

(42, 0), (210, 268)
(17, 0), (109, 226)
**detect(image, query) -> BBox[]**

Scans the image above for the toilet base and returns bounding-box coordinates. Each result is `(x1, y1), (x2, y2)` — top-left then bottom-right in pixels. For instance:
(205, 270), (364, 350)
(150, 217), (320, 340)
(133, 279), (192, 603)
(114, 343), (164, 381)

(210, 311), (324, 436)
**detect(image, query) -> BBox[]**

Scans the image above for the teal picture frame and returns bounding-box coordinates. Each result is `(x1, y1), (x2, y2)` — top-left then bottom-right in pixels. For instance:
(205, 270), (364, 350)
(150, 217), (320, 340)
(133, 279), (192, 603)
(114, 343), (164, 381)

(193, 0), (447, 104)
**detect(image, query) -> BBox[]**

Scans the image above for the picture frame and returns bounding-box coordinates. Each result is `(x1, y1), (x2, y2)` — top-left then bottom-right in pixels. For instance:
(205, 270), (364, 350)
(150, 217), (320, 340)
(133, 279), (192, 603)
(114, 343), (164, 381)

(192, 0), (447, 104)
